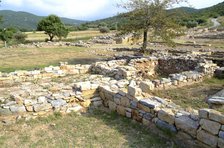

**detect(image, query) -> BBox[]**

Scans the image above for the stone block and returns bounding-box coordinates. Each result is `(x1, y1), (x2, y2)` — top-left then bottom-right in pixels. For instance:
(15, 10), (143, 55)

(197, 130), (218, 147)
(156, 119), (177, 133)
(209, 110), (224, 124)
(218, 138), (224, 148)
(117, 105), (126, 116)
(139, 98), (162, 110)
(33, 103), (52, 112)
(219, 131), (224, 139)
(9, 105), (26, 113)
(175, 115), (199, 137)
(139, 80), (155, 93)
(50, 99), (67, 109)
(199, 109), (210, 119)
(108, 101), (117, 111)
(128, 86), (142, 97)
(200, 119), (221, 135)
(158, 108), (175, 125)
(0, 108), (12, 116)
(120, 97), (130, 107)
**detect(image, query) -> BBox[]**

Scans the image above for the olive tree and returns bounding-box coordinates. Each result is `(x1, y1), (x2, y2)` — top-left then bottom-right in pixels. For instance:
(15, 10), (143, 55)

(37, 15), (69, 41)
(119, 0), (188, 53)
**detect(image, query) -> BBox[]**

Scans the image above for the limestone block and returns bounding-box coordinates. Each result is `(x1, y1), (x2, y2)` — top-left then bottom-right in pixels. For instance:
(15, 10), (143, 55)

(50, 99), (67, 108)
(175, 115), (199, 137)
(209, 110), (224, 124)
(9, 105), (26, 113)
(197, 130), (218, 147)
(158, 108), (175, 125)
(92, 101), (103, 107)
(74, 81), (91, 91)
(218, 138), (224, 148)
(33, 103), (52, 112)
(108, 101), (117, 111)
(200, 119), (221, 135)
(139, 98), (162, 110)
(156, 119), (177, 133)
(128, 85), (142, 97)
(139, 80), (155, 93)
(199, 109), (210, 119)
(219, 131), (224, 139)
(120, 97), (130, 107)
(117, 105), (126, 116)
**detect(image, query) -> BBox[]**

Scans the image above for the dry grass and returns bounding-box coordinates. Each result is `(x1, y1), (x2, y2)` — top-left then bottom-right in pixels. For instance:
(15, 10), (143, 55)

(0, 110), (174, 148)
(25, 31), (110, 41)
(151, 78), (224, 112)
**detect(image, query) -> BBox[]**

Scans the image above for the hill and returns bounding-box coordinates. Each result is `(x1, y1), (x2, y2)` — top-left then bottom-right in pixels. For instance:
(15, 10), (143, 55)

(86, 1), (224, 28)
(0, 10), (86, 31)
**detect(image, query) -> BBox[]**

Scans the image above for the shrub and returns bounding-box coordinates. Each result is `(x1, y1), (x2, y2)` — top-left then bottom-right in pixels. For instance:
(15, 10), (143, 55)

(13, 32), (27, 43)
(186, 21), (198, 28)
(99, 26), (110, 33)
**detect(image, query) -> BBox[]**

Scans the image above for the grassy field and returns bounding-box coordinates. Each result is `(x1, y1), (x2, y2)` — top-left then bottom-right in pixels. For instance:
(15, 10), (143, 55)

(0, 46), (116, 72)
(0, 110), (174, 148)
(151, 78), (224, 112)
(25, 30), (109, 42)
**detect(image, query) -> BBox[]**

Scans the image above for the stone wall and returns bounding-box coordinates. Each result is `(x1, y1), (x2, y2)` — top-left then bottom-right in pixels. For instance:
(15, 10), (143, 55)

(0, 56), (222, 147)
(98, 83), (224, 148)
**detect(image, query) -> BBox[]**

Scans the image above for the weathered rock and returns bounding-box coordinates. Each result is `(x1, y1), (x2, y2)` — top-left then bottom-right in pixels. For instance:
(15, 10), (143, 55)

(33, 103), (52, 112)
(209, 110), (224, 124)
(197, 130), (218, 147)
(215, 67), (224, 79)
(140, 80), (155, 93)
(128, 85), (142, 97)
(219, 131), (224, 139)
(117, 105), (126, 116)
(0, 108), (12, 116)
(9, 105), (26, 113)
(200, 119), (221, 135)
(158, 108), (175, 125)
(156, 119), (177, 133)
(108, 101), (117, 111)
(50, 99), (67, 109)
(218, 138), (224, 148)
(139, 98), (162, 110)
(175, 115), (199, 137)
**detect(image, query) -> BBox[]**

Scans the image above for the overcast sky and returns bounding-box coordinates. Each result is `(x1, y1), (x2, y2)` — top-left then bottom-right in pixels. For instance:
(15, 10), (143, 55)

(0, 0), (223, 20)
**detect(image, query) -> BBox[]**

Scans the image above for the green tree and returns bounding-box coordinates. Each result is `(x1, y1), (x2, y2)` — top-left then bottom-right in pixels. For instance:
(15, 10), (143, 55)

(119, 0), (187, 53)
(37, 15), (69, 41)
(0, 28), (15, 47)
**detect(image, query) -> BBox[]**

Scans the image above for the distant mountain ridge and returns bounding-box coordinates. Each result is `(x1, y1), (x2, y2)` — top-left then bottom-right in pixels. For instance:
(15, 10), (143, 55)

(88, 1), (224, 27)
(0, 10), (86, 31)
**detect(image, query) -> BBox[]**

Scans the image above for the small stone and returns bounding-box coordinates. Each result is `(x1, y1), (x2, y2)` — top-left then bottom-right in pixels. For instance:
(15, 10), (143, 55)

(218, 138), (224, 148)
(9, 105), (26, 113)
(199, 109), (210, 119)
(117, 105), (126, 116)
(128, 86), (142, 97)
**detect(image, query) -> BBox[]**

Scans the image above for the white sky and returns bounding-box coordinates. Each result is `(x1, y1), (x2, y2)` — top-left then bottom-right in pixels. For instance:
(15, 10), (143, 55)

(0, 0), (223, 20)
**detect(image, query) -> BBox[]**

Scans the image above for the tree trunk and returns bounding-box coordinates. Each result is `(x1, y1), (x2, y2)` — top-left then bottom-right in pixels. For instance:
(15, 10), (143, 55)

(141, 29), (148, 53)
(49, 35), (54, 41)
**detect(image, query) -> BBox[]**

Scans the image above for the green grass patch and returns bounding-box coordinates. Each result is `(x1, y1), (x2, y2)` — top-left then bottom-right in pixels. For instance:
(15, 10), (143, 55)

(0, 110), (175, 148)
(151, 77), (224, 112)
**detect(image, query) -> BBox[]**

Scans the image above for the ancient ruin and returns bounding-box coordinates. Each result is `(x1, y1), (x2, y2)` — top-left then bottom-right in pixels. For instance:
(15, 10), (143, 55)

(0, 53), (224, 148)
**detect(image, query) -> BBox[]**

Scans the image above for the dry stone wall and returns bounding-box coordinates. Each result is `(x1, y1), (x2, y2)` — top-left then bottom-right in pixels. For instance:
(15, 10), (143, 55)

(0, 56), (222, 148)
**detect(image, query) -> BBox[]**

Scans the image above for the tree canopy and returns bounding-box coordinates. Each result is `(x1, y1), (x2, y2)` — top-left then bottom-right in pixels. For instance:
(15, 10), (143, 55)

(37, 15), (69, 41)
(119, 0), (187, 52)
(0, 28), (16, 47)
